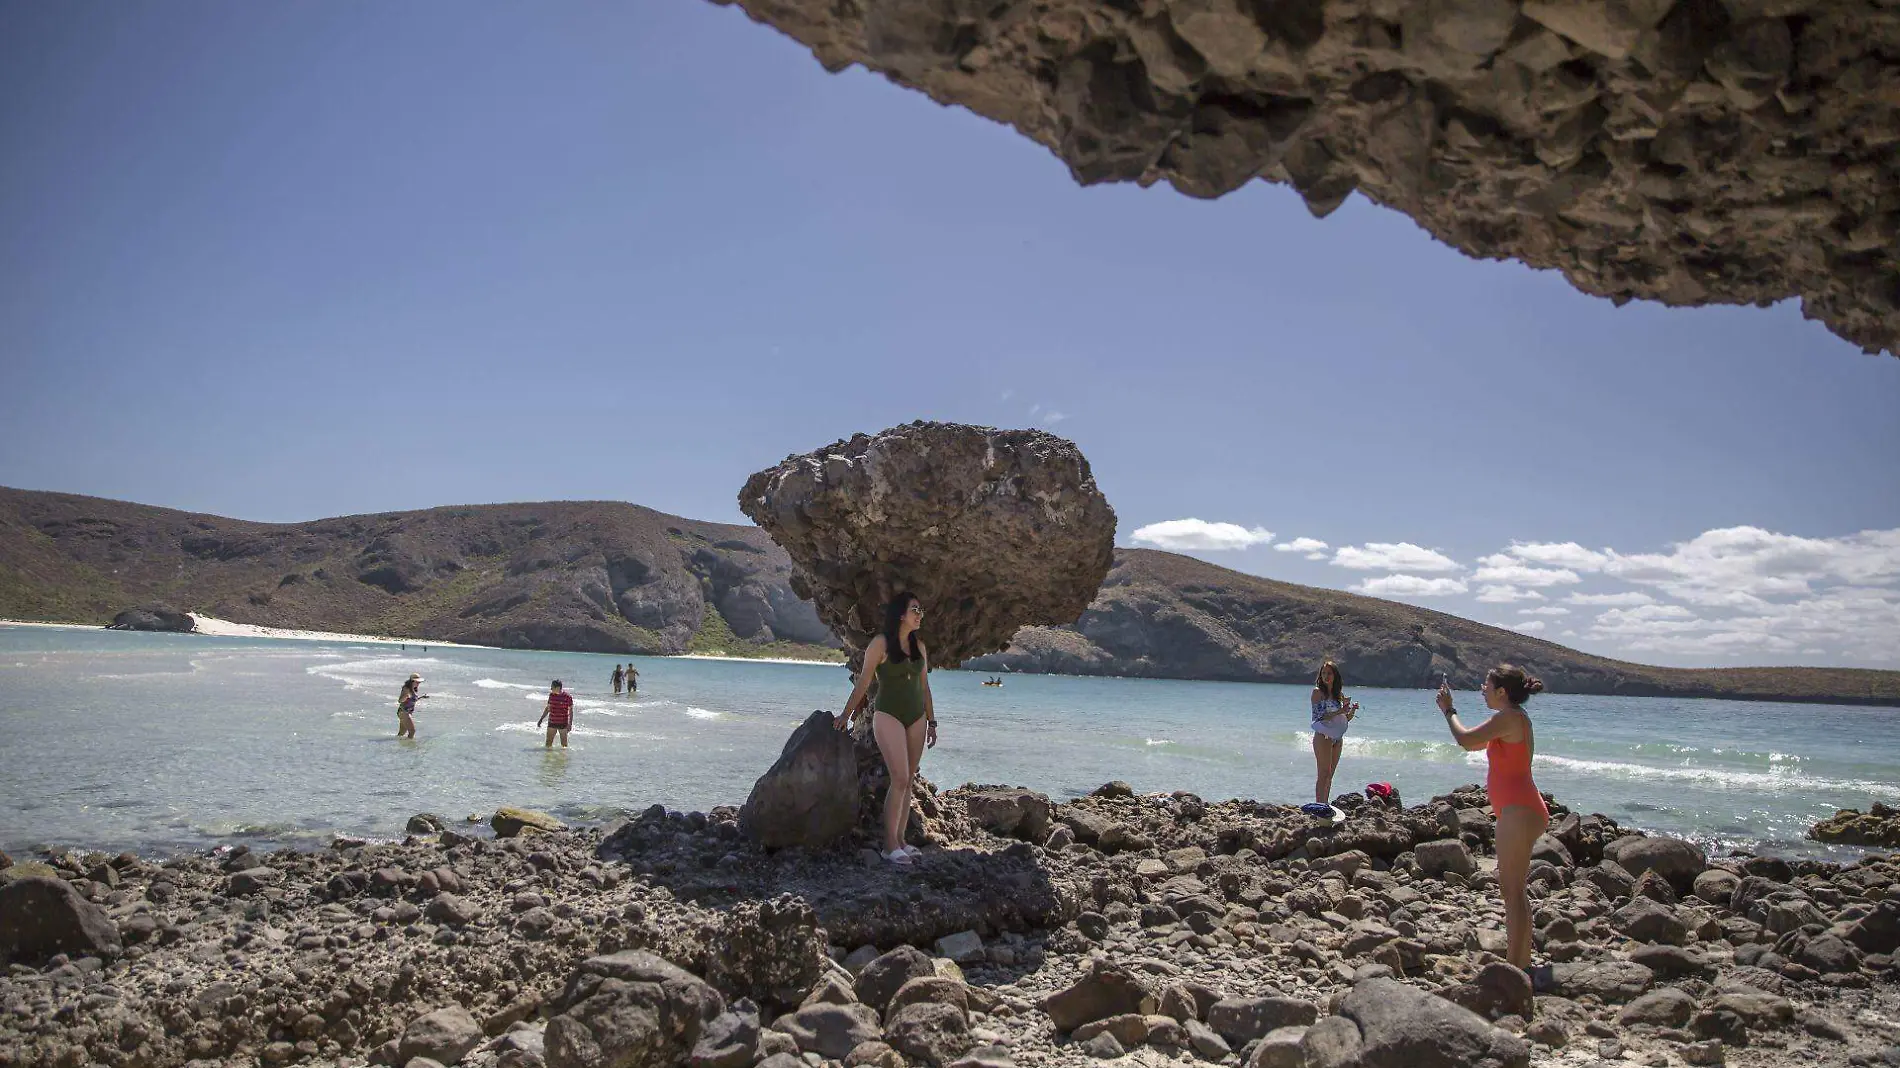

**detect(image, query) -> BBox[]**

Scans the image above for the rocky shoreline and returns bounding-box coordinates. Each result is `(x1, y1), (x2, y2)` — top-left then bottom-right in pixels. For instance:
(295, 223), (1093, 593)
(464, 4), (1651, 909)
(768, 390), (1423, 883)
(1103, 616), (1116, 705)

(2, 780), (1897, 1068)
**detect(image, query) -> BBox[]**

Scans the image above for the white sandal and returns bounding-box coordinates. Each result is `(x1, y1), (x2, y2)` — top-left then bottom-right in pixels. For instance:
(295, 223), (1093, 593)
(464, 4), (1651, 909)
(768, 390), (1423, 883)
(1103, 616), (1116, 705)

(884, 849), (914, 867)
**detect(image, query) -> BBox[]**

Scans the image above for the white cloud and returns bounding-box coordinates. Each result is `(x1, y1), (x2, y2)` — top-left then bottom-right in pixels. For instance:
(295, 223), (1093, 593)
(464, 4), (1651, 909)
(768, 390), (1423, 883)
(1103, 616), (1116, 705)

(1001, 389), (1014, 401)
(1352, 574), (1469, 597)
(1332, 542), (1460, 572)
(1509, 620), (1547, 633)
(1470, 563), (1582, 587)
(1475, 585), (1546, 603)
(1275, 537), (1328, 553)
(1501, 541), (1612, 571)
(1519, 606), (1570, 616)
(1565, 591), (1656, 607)
(1043, 410), (1069, 424)
(1028, 403), (1040, 416)
(1129, 519), (1274, 552)
(1602, 526), (1900, 605)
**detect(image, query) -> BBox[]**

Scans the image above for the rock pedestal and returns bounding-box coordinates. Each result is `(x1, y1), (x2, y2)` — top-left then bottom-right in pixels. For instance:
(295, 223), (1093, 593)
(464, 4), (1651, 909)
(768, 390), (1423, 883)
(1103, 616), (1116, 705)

(740, 709), (860, 848)
(738, 422), (1116, 669)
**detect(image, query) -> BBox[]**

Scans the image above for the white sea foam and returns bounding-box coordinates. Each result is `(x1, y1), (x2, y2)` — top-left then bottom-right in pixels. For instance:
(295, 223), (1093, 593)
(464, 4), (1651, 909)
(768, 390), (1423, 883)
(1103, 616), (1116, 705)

(476, 679), (538, 690)
(493, 722), (631, 739)
(1532, 753), (1900, 798)
(1144, 738), (1174, 746)
(682, 707), (720, 721)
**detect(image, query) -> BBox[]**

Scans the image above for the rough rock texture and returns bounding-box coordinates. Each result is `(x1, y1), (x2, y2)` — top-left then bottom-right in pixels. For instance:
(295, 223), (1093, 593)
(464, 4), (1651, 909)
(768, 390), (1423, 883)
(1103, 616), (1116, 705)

(2, 789), (1897, 1068)
(0, 877), (123, 965)
(1811, 803), (1900, 847)
(106, 605), (195, 632)
(740, 709), (860, 848)
(738, 422), (1116, 669)
(715, 0), (1900, 356)
(1329, 976), (1530, 1067)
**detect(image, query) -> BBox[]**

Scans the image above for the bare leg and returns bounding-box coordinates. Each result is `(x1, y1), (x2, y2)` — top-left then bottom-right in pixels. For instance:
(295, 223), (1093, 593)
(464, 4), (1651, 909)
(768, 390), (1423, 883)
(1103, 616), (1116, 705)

(544, 727), (555, 749)
(872, 713), (913, 854)
(1494, 805), (1549, 969)
(1313, 735), (1342, 803)
(399, 714), (415, 739)
(559, 729), (569, 749)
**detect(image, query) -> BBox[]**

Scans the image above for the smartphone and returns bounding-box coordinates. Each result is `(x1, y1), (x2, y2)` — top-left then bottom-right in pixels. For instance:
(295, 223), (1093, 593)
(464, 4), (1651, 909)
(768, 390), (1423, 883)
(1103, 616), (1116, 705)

(1440, 672), (1450, 690)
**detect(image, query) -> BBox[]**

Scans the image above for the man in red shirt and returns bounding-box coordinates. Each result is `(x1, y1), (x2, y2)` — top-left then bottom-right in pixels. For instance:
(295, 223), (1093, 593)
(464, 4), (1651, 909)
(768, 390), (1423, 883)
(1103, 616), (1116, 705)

(537, 680), (574, 749)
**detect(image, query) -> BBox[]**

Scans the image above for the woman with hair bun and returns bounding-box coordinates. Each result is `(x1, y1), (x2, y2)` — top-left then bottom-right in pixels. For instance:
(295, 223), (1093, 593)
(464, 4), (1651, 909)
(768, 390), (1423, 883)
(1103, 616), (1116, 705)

(1438, 664), (1548, 971)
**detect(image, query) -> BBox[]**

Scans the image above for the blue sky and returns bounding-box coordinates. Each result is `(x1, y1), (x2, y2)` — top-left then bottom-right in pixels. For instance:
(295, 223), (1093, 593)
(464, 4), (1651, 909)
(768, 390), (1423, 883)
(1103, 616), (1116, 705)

(2, 3), (1896, 668)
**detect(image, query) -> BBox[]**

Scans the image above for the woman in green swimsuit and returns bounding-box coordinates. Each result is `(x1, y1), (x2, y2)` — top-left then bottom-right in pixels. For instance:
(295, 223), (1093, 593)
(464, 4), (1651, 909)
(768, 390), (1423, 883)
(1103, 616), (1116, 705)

(836, 591), (937, 866)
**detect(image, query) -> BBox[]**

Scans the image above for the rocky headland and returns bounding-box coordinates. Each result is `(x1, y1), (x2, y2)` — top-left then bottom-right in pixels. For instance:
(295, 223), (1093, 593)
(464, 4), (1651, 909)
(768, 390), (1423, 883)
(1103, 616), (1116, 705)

(713, 0), (1900, 357)
(3, 777), (1897, 1068)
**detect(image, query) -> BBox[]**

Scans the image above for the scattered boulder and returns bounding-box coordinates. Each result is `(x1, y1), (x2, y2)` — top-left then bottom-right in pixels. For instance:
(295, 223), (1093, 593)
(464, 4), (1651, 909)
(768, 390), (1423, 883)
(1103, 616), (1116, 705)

(1618, 988), (1695, 1028)
(1321, 977), (1529, 1068)
(855, 946), (936, 1012)
(544, 952), (725, 1068)
(407, 813), (448, 835)
(1809, 804), (1900, 848)
(1605, 836), (1706, 896)
(1414, 840), (1476, 880)
(777, 1003), (883, 1060)
(739, 709), (859, 848)
(958, 787), (1053, 843)
(0, 876), (123, 965)
(227, 866), (283, 896)
(1205, 995), (1317, 1046)
(884, 1001), (974, 1066)
(492, 807), (565, 838)
(1441, 962), (1533, 1021)
(1692, 868), (1741, 905)
(1041, 960), (1154, 1032)
(108, 605), (195, 632)
(1549, 961), (1653, 1004)
(400, 1006), (485, 1067)
(737, 422), (1117, 668)
(1613, 897), (1688, 945)
(1843, 900), (1900, 955)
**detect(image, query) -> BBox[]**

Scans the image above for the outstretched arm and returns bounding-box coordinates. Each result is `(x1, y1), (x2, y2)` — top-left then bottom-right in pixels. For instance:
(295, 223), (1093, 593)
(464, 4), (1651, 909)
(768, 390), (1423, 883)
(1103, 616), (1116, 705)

(1438, 689), (1516, 750)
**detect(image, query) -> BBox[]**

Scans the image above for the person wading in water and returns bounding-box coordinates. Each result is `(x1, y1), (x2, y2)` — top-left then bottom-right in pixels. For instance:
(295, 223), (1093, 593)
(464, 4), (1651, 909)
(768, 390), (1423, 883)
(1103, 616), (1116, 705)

(1440, 664), (1549, 974)
(396, 673), (427, 738)
(835, 591), (937, 867)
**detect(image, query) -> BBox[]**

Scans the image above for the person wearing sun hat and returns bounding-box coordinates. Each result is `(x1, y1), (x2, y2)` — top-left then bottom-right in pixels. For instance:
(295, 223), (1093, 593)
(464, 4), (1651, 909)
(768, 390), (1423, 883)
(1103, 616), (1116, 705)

(396, 672), (428, 738)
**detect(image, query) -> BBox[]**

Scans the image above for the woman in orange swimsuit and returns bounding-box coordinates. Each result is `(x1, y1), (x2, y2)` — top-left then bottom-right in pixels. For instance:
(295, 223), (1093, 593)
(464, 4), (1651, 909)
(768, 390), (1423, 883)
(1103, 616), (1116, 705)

(1438, 664), (1548, 970)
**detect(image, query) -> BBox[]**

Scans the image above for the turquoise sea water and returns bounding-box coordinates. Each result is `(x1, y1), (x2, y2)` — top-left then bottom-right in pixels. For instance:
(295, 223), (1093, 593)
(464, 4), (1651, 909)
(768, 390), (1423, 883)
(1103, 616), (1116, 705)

(1, 626), (1896, 860)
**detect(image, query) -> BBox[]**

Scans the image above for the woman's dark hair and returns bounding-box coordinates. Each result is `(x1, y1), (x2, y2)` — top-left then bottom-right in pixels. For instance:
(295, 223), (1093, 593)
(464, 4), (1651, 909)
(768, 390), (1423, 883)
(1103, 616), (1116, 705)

(1315, 660), (1343, 702)
(882, 591), (922, 661)
(1487, 664), (1545, 704)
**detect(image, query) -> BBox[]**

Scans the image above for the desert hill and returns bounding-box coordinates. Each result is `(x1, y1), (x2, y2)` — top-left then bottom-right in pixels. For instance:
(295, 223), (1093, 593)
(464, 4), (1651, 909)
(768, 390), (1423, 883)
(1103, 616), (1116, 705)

(3, 488), (1896, 704)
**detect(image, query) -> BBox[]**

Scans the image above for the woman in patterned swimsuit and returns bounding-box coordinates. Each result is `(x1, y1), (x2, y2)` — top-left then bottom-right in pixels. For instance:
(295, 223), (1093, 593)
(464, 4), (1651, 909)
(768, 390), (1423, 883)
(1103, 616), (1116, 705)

(836, 592), (936, 867)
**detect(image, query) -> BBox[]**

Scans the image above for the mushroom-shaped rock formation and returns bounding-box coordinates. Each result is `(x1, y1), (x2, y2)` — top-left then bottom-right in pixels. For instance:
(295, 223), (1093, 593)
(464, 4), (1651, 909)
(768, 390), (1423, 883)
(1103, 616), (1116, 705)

(738, 421), (1116, 668)
(711, 0), (1900, 356)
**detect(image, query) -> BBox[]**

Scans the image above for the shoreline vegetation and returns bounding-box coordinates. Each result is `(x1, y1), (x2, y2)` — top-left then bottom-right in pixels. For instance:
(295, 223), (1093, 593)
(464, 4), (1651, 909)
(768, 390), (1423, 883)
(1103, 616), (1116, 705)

(1, 782), (1895, 1068)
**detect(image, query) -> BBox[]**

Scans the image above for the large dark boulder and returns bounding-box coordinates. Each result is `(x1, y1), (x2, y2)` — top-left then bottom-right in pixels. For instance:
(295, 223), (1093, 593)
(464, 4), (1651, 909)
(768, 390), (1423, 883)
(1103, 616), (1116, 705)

(0, 876), (124, 965)
(740, 709), (859, 848)
(107, 605), (194, 632)
(1605, 835), (1706, 896)
(544, 951), (725, 1068)
(955, 787), (1053, 843)
(738, 422), (1116, 669)
(1306, 977), (1529, 1068)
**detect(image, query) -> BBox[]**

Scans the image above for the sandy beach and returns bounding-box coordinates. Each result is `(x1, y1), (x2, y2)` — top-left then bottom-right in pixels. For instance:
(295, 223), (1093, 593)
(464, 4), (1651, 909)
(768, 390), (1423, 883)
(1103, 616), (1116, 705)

(667, 652), (842, 667)
(0, 616), (485, 649)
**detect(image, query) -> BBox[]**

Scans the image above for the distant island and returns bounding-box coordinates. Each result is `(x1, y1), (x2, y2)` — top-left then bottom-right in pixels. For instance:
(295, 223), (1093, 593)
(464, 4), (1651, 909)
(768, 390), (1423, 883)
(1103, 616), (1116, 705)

(3, 487), (1896, 705)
